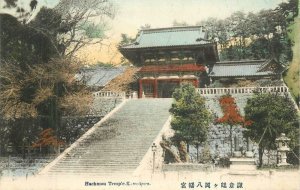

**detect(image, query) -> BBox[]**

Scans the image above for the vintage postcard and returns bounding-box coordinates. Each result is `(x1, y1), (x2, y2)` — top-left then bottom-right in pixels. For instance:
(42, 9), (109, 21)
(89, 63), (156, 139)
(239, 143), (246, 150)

(0, 0), (299, 189)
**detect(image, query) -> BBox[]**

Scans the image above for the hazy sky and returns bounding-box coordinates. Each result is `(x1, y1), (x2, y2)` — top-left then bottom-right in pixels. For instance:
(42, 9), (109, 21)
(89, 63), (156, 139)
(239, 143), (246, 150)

(5, 0), (286, 36)
(1, 0), (287, 63)
(112, 0), (286, 36)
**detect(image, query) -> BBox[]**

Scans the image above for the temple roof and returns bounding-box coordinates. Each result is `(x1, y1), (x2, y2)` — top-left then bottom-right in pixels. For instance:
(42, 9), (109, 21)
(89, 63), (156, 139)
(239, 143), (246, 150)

(76, 66), (126, 87)
(209, 59), (284, 78)
(120, 26), (213, 49)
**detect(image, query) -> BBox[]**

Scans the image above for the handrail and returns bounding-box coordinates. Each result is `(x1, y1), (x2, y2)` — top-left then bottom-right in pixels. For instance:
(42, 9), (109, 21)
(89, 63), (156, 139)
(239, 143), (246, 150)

(93, 91), (126, 98)
(196, 86), (289, 95)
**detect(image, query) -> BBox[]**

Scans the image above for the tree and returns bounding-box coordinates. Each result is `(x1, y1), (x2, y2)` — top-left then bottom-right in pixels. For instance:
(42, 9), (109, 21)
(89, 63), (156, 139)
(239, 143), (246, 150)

(196, 0), (297, 63)
(0, 14), (58, 67)
(118, 33), (135, 64)
(3, 0), (36, 21)
(0, 57), (93, 155)
(32, 128), (64, 154)
(52, 0), (116, 57)
(140, 24), (151, 29)
(0, 1), (116, 155)
(169, 83), (212, 162)
(244, 93), (299, 167)
(216, 94), (251, 156)
(172, 20), (188, 27)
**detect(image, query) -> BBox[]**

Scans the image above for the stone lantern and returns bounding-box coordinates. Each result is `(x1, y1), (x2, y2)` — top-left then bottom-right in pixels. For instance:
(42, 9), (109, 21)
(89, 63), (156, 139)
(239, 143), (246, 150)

(275, 133), (291, 166)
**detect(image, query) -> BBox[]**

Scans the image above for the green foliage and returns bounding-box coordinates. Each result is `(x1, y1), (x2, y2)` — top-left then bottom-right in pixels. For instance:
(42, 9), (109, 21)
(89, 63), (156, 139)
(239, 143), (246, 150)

(79, 22), (106, 39)
(283, 19), (300, 105)
(199, 143), (212, 164)
(119, 33), (135, 46)
(199, 0), (297, 63)
(218, 157), (231, 168)
(30, 7), (63, 36)
(119, 33), (135, 63)
(244, 93), (299, 165)
(172, 20), (188, 27)
(0, 14), (58, 66)
(170, 83), (212, 147)
(8, 118), (42, 155)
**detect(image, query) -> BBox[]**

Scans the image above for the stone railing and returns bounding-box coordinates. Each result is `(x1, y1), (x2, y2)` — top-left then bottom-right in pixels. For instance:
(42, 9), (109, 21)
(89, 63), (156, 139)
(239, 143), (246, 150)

(93, 91), (126, 98)
(196, 86), (289, 95)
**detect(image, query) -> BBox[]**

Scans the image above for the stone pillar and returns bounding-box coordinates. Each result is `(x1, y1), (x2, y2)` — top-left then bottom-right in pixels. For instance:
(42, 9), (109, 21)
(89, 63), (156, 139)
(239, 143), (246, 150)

(247, 138), (251, 151)
(233, 136), (242, 158)
(234, 136), (239, 151)
(245, 137), (254, 158)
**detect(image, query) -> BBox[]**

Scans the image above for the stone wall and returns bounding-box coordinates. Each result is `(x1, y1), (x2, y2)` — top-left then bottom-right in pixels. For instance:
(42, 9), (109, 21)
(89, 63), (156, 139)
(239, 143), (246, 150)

(200, 93), (278, 165)
(60, 116), (102, 145)
(189, 124), (277, 165)
(188, 124), (250, 161)
(60, 97), (124, 145)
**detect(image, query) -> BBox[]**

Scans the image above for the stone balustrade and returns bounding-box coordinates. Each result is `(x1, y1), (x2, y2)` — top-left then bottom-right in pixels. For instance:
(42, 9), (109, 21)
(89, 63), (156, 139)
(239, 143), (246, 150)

(93, 91), (126, 98)
(196, 86), (289, 95)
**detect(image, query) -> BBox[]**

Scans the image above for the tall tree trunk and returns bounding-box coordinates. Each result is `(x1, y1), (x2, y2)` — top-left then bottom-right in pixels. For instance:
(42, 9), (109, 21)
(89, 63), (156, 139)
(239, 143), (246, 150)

(160, 141), (182, 163)
(258, 146), (264, 168)
(178, 141), (189, 162)
(196, 144), (199, 162)
(21, 121), (26, 159)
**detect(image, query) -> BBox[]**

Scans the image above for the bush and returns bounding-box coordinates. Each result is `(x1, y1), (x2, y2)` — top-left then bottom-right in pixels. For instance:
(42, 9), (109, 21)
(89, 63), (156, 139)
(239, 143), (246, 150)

(218, 157), (231, 168)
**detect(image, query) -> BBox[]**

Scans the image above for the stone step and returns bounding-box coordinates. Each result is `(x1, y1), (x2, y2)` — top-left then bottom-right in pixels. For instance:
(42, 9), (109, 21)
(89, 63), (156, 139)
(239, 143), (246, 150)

(55, 160), (140, 165)
(230, 158), (256, 165)
(47, 170), (132, 174)
(63, 152), (146, 158)
(50, 165), (138, 169)
(48, 165), (137, 170)
(48, 170), (133, 174)
(44, 99), (172, 175)
(230, 164), (257, 171)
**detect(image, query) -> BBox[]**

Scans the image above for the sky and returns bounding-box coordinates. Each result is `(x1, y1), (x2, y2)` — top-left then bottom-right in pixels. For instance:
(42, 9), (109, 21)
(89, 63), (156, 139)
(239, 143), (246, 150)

(1, 0), (287, 64)
(112, 0), (286, 36)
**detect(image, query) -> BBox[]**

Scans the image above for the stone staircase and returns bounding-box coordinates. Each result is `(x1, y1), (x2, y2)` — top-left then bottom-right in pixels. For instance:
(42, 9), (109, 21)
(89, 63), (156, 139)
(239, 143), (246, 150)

(42, 98), (173, 176)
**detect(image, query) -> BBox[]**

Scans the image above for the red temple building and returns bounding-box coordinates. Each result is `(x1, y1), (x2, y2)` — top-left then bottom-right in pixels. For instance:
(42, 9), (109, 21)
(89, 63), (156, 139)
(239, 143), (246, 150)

(119, 26), (219, 98)
(119, 26), (284, 98)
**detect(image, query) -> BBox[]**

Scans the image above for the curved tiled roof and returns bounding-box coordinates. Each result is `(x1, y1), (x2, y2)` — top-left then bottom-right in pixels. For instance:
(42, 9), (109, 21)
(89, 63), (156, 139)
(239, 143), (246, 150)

(121, 26), (212, 49)
(209, 59), (282, 77)
(77, 66), (127, 87)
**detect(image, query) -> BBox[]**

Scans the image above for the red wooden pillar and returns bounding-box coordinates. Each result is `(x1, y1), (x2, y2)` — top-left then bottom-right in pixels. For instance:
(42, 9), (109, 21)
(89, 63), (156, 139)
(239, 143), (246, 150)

(153, 79), (158, 98)
(138, 79), (143, 98)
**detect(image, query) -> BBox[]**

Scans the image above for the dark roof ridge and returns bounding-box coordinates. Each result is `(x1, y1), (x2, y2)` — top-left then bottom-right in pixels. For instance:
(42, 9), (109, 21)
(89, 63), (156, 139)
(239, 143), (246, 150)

(216, 59), (266, 64)
(141, 25), (204, 33)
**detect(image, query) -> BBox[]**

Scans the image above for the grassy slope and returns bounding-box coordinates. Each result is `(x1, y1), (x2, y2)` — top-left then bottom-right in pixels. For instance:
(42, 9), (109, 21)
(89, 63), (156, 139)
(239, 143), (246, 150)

(283, 18), (300, 102)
